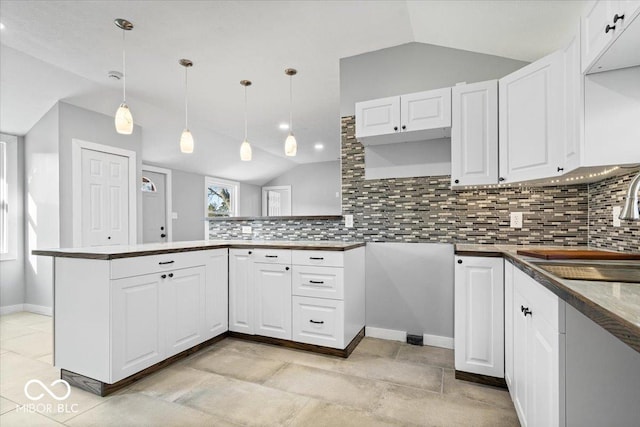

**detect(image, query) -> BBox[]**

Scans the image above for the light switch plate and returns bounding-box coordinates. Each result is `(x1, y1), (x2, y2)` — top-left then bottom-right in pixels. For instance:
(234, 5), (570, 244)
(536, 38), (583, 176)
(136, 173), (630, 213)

(613, 206), (622, 227)
(241, 226), (252, 234)
(171, 212), (178, 220)
(344, 214), (354, 228)
(510, 212), (523, 229)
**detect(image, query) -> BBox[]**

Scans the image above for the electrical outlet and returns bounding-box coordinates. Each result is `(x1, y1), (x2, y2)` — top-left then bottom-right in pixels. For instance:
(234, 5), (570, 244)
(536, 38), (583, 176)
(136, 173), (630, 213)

(241, 226), (252, 234)
(510, 212), (523, 229)
(613, 206), (622, 227)
(344, 214), (354, 228)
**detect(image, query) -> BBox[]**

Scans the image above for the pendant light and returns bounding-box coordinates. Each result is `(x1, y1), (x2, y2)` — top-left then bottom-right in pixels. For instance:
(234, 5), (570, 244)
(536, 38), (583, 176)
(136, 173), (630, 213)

(239, 80), (253, 161)
(114, 18), (134, 135)
(179, 59), (194, 154)
(284, 68), (297, 156)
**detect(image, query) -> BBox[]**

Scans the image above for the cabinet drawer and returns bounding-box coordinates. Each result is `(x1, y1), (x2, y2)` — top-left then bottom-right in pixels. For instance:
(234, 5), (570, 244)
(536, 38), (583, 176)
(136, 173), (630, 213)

(292, 266), (344, 300)
(252, 249), (291, 265)
(111, 250), (210, 279)
(515, 268), (565, 333)
(292, 296), (344, 349)
(292, 250), (344, 267)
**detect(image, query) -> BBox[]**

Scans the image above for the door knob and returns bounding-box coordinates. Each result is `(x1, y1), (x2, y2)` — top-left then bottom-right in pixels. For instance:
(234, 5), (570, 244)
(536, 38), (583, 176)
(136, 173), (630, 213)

(161, 233), (166, 238)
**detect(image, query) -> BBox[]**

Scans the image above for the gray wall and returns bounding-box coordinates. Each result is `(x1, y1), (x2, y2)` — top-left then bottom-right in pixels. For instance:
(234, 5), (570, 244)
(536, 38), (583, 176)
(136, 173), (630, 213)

(365, 243), (454, 338)
(264, 161), (341, 215)
(58, 102), (143, 248)
(24, 104), (60, 310)
(171, 168), (206, 242)
(340, 41), (528, 116)
(239, 182), (261, 217)
(0, 134), (25, 309)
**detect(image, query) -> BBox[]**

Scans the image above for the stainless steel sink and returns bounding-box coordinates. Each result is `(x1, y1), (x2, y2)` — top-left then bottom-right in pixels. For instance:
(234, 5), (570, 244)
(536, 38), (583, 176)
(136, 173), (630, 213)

(532, 261), (640, 283)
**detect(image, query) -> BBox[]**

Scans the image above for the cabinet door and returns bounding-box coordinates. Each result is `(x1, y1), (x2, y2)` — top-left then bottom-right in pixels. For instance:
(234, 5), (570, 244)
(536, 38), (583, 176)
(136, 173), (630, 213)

(504, 261), (515, 394)
(451, 80), (498, 186)
(355, 96), (400, 138)
(562, 34), (582, 174)
(499, 50), (564, 183)
(400, 88), (451, 132)
(164, 266), (206, 357)
(204, 249), (228, 339)
(292, 296), (344, 349)
(229, 249), (254, 334)
(111, 273), (164, 383)
(454, 256), (504, 377)
(582, 0), (617, 72)
(513, 286), (531, 427)
(254, 263), (292, 340)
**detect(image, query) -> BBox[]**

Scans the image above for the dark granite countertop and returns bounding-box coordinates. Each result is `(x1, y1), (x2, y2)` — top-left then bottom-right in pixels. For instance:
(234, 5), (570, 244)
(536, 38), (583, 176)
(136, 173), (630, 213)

(32, 240), (366, 260)
(455, 244), (640, 354)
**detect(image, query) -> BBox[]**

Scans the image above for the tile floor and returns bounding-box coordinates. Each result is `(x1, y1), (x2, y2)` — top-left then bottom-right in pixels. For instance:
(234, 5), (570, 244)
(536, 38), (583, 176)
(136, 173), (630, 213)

(0, 312), (519, 426)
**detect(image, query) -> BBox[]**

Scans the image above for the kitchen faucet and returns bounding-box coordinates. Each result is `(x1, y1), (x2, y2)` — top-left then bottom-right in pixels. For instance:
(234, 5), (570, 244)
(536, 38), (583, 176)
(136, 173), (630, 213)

(619, 169), (640, 220)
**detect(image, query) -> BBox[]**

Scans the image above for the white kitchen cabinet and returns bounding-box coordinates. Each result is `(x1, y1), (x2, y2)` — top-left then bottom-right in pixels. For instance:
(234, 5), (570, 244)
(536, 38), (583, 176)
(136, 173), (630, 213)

(511, 267), (565, 427)
(582, 0), (640, 73)
(229, 248), (255, 334)
(503, 261), (515, 399)
(293, 296), (344, 348)
(54, 249), (228, 385)
(561, 33), (582, 175)
(451, 80), (498, 187)
(164, 266), (206, 357)
(499, 50), (565, 183)
(356, 88), (451, 144)
(253, 261), (292, 340)
(454, 256), (504, 378)
(111, 272), (164, 381)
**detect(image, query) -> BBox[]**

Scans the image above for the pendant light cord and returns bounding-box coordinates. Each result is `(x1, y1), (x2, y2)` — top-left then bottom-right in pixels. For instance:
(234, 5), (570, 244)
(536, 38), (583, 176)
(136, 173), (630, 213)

(244, 85), (248, 141)
(184, 66), (188, 129)
(289, 75), (293, 132)
(122, 29), (126, 102)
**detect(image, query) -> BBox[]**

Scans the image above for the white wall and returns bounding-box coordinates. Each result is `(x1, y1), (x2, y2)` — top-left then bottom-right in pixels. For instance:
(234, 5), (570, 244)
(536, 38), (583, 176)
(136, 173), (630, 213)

(0, 133), (25, 311)
(24, 104), (60, 311)
(264, 160), (341, 215)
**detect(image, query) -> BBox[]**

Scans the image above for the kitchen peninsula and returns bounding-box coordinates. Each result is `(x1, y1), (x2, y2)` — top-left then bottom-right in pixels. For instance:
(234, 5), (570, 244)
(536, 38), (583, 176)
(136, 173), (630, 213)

(33, 240), (365, 396)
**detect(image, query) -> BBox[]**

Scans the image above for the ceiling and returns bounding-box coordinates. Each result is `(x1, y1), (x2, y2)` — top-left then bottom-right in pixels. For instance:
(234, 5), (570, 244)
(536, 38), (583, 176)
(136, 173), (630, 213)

(0, 0), (585, 184)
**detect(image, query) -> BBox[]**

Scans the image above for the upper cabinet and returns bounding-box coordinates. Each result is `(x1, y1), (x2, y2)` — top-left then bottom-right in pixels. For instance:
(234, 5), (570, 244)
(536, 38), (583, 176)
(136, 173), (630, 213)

(451, 80), (498, 187)
(582, 0), (640, 74)
(355, 87), (451, 145)
(498, 50), (566, 183)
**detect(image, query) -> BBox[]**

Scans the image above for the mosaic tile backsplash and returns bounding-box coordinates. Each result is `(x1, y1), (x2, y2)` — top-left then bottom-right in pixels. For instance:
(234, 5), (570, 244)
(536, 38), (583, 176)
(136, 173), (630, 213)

(210, 116), (638, 251)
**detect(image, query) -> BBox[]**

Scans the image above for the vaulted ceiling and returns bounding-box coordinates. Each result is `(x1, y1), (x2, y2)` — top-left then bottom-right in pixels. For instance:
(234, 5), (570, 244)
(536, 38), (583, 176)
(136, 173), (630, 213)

(0, 0), (586, 184)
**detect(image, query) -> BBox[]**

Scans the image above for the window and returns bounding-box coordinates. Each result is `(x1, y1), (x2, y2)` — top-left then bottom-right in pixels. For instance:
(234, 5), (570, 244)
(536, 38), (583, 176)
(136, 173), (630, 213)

(0, 134), (18, 260)
(205, 177), (239, 219)
(141, 176), (157, 192)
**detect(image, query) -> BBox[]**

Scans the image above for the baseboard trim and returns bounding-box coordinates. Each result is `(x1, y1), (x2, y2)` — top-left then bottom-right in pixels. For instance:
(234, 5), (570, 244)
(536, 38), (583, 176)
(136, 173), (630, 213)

(365, 326), (406, 342)
(24, 304), (53, 316)
(423, 333), (454, 350)
(0, 304), (24, 315)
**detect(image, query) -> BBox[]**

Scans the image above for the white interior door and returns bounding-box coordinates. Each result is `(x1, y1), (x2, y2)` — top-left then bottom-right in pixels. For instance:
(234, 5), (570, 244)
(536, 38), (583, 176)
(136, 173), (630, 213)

(142, 170), (167, 244)
(261, 186), (291, 216)
(81, 149), (129, 246)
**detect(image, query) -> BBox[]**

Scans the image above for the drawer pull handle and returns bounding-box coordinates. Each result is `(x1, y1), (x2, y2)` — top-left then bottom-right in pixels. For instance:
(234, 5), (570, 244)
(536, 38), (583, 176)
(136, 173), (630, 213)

(309, 320), (324, 325)
(265, 255), (278, 258)
(309, 280), (324, 284)
(159, 261), (175, 265)
(310, 257), (324, 260)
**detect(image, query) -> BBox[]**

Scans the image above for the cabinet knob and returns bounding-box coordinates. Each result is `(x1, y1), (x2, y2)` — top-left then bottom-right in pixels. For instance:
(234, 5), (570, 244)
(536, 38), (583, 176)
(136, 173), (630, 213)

(498, 177), (505, 182)
(393, 126), (398, 132)
(613, 13), (624, 23)
(401, 125), (406, 130)
(168, 273), (174, 278)
(457, 259), (462, 264)
(160, 233), (166, 238)
(454, 179), (460, 184)
(521, 305), (532, 316)
(248, 251), (252, 255)
(285, 266), (290, 271)
(161, 274), (167, 279)
(557, 167), (564, 173)
(606, 24), (616, 33)
(107, 236), (111, 240)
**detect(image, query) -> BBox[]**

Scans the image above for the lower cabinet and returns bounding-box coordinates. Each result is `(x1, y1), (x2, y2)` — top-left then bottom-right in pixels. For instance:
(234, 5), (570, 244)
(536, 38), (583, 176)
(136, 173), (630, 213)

(454, 255), (504, 378)
(504, 261), (515, 395)
(229, 248), (255, 334)
(510, 267), (565, 427)
(254, 261), (292, 340)
(292, 296), (345, 348)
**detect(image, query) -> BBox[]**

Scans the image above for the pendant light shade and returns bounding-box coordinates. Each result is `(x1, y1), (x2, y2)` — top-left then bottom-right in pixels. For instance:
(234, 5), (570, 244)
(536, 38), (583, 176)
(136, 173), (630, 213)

(114, 19), (134, 135)
(284, 68), (298, 157)
(240, 80), (252, 161)
(179, 59), (194, 154)
(115, 103), (133, 135)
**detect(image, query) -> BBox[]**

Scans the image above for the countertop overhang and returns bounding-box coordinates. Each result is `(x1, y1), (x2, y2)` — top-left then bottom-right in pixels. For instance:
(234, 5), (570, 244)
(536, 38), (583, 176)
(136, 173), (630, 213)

(456, 244), (640, 354)
(32, 240), (366, 260)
